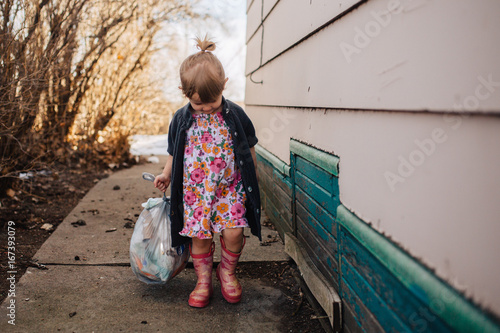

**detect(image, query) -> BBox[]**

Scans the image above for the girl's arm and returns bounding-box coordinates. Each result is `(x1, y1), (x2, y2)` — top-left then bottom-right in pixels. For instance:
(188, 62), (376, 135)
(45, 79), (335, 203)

(250, 147), (258, 181)
(154, 155), (173, 192)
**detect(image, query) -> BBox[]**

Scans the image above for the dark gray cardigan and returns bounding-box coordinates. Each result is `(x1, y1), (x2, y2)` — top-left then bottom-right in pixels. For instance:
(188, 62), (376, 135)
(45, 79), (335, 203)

(167, 97), (261, 247)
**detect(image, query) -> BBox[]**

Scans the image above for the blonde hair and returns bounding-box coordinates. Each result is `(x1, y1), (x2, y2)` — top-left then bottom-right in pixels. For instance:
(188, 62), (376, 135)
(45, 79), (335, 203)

(179, 35), (226, 103)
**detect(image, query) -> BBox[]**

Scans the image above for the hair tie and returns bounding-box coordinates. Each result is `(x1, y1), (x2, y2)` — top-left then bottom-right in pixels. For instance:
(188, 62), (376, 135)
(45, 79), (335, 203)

(195, 35), (216, 53)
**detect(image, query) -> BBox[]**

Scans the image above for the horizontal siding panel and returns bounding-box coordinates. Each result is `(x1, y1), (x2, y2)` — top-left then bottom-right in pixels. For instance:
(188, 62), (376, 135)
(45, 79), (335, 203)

(259, 172), (292, 223)
(342, 280), (383, 333)
(341, 279), (385, 333)
(296, 199), (337, 258)
(257, 158), (273, 191)
(296, 214), (339, 291)
(343, 323), (353, 333)
(261, 0), (360, 64)
(264, 178), (291, 220)
(295, 186), (337, 239)
(247, 0), (253, 11)
(245, 26), (262, 75)
(341, 226), (454, 332)
(257, 152), (274, 175)
(295, 170), (340, 217)
(272, 169), (292, 198)
(246, 0), (262, 42)
(256, 148), (292, 198)
(262, 0), (278, 19)
(263, 194), (292, 238)
(257, 149), (292, 206)
(291, 140), (340, 177)
(255, 144), (291, 176)
(246, 0), (500, 113)
(341, 257), (411, 332)
(257, 153), (292, 238)
(258, 158), (291, 211)
(295, 155), (338, 195)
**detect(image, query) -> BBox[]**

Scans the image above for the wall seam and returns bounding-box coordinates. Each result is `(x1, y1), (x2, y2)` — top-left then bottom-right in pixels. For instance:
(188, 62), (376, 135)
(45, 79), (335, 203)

(245, 104), (500, 116)
(247, 0), (369, 76)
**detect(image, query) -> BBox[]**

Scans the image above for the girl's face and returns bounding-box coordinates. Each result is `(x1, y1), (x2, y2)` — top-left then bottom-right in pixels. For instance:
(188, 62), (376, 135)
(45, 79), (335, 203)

(189, 92), (223, 114)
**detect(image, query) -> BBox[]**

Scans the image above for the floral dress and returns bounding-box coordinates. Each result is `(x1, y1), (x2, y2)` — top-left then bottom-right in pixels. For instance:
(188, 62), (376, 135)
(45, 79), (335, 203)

(180, 111), (248, 239)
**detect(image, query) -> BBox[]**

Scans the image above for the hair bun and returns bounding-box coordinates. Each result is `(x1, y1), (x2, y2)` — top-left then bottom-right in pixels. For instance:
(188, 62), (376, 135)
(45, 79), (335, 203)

(195, 35), (216, 52)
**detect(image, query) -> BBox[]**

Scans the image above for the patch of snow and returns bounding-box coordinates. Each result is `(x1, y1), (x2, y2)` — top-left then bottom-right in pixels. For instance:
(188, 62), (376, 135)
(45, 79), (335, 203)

(19, 172), (34, 180)
(19, 170), (52, 179)
(147, 156), (160, 164)
(129, 135), (168, 156)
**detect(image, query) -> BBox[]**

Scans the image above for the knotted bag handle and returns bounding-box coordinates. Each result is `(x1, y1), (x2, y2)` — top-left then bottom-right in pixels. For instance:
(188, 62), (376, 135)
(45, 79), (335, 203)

(142, 172), (168, 201)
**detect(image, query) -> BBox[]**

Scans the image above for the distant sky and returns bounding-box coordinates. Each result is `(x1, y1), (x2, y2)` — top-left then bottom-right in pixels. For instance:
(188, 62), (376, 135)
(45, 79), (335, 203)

(155, 0), (247, 103)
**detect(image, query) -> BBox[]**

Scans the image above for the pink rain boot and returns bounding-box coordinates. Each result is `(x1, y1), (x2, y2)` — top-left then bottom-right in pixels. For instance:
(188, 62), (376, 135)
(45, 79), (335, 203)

(216, 235), (246, 304)
(188, 242), (215, 308)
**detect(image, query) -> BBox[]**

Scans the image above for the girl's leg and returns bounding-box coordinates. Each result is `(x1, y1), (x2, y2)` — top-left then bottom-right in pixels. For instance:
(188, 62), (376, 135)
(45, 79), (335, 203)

(191, 237), (213, 255)
(189, 237), (215, 308)
(221, 227), (244, 253)
(217, 227), (245, 303)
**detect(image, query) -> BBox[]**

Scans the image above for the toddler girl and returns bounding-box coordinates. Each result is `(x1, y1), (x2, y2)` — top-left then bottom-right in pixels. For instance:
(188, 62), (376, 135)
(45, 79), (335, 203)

(154, 36), (261, 308)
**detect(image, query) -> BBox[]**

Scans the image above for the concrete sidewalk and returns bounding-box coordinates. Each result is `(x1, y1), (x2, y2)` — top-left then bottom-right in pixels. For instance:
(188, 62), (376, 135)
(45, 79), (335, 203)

(0, 157), (290, 332)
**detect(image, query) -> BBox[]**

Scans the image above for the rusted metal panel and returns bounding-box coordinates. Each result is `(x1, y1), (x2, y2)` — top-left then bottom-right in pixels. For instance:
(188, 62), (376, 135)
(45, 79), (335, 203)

(341, 226), (454, 332)
(295, 186), (337, 239)
(295, 169), (339, 217)
(295, 155), (338, 195)
(259, 174), (292, 225)
(337, 204), (500, 333)
(342, 256), (411, 332)
(263, 194), (292, 238)
(257, 151), (293, 238)
(296, 220), (339, 291)
(341, 278), (385, 333)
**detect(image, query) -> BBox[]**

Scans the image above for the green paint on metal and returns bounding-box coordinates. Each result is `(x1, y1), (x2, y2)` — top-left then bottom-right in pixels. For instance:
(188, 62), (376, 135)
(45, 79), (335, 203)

(295, 186), (337, 239)
(341, 227), (454, 331)
(290, 140), (339, 177)
(295, 170), (339, 217)
(295, 155), (338, 196)
(336, 204), (500, 333)
(255, 144), (291, 176)
(274, 169), (292, 191)
(341, 257), (411, 332)
(290, 149), (297, 236)
(296, 212), (340, 283)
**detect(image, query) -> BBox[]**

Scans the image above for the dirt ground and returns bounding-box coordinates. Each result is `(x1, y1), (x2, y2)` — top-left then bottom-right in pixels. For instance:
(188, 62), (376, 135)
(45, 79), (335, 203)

(237, 260), (327, 332)
(0, 165), (108, 301)
(0, 164), (326, 332)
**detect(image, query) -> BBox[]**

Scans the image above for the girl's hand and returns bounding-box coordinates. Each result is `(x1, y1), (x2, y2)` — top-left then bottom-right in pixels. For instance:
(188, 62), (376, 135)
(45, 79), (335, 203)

(154, 173), (171, 192)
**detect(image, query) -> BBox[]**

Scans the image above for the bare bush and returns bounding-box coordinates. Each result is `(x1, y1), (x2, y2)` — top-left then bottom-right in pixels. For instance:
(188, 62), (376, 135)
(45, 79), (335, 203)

(0, 0), (197, 194)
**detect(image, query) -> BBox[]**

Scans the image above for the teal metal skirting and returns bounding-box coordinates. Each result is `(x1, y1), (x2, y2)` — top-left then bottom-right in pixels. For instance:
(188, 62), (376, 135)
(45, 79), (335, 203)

(255, 144), (293, 239)
(256, 142), (500, 332)
(255, 144), (290, 177)
(290, 139), (339, 177)
(337, 205), (500, 333)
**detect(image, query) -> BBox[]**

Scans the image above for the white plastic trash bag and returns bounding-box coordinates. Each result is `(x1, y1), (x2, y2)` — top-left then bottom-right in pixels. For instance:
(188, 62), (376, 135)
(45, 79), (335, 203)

(130, 173), (189, 284)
